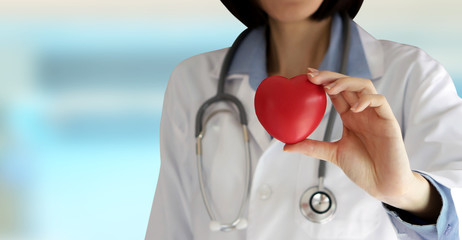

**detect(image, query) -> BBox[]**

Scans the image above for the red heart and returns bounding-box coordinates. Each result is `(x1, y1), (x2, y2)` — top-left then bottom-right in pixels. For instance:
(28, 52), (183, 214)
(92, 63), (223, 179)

(254, 74), (327, 144)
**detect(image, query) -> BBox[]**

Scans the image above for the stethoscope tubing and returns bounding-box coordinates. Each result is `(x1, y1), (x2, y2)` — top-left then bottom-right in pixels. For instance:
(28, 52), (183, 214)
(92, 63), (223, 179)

(194, 13), (351, 231)
(195, 28), (253, 231)
(195, 28), (253, 138)
(318, 13), (350, 181)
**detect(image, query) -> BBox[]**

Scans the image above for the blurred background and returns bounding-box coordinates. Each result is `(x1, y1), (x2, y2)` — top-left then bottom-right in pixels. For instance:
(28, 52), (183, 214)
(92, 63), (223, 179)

(0, 0), (461, 239)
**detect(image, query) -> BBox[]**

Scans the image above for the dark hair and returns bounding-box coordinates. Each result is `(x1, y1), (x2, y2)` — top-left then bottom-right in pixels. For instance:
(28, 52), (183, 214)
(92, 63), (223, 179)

(220, 0), (364, 28)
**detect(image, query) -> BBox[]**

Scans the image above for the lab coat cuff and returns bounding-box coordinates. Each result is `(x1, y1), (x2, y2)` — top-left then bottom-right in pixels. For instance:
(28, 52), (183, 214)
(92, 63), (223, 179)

(383, 171), (459, 239)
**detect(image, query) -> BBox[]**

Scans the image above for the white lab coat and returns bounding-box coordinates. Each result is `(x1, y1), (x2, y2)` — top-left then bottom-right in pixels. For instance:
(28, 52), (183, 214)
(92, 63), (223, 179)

(146, 24), (462, 239)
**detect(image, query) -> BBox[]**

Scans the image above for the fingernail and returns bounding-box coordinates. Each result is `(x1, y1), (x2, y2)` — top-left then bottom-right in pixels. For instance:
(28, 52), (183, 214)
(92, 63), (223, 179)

(324, 82), (336, 90)
(307, 72), (319, 78)
(350, 102), (359, 111)
(307, 67), (319, 73)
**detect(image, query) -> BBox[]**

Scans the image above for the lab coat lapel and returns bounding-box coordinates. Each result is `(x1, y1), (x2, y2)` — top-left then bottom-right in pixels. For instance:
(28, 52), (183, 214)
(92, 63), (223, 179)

(356, 23), (385, 81)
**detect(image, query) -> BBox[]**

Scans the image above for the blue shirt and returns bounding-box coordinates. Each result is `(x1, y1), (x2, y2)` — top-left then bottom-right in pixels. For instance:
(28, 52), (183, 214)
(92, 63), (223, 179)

(228, 13), (459, 239)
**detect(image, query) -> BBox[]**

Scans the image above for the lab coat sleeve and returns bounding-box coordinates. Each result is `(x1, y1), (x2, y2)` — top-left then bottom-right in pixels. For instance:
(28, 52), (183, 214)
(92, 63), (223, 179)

(386, 49), (462, 239)
(145, 65), (195, 239)
(384, 173), (459, 239)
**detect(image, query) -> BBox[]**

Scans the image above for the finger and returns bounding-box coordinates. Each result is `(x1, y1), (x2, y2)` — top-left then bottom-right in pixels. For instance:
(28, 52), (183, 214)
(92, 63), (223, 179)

(308, 68), (378, 114)
(350, 94), (396, 120)
(327, 90), (351, 114)
(307, 70), (354, 114)
(307, 68), (377, 95)
(323, 76), (377, 96)
(324, 82), (360, 114)
(284, 139), (338, 164)
(341, 91), (359, 109)
(307, 68), (346, 85)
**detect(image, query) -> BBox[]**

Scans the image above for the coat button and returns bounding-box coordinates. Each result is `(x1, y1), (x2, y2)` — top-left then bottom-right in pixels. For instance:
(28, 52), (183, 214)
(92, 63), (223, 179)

(258, 184), (272, 200)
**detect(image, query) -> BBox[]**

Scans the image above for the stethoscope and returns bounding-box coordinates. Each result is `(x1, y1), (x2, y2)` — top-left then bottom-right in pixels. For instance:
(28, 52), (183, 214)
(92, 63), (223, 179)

(195, 13), (351, 231)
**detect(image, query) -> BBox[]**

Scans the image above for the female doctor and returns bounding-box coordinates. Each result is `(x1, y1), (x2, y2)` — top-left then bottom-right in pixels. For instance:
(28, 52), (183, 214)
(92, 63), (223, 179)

(146, 0), (461, 239)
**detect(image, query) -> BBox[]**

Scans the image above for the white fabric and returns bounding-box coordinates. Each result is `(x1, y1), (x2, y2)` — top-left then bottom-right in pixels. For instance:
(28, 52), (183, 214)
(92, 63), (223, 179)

(145, 25), (462, 240)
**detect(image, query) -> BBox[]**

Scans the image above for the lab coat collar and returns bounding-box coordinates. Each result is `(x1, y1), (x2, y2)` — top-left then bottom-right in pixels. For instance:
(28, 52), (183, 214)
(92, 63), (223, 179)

(225, 13), (381, 89)
(319, 14), (373, 80)
(357, 24), (385, 81)
(227, 26), (268, 90)
(209, 17), (385, 83)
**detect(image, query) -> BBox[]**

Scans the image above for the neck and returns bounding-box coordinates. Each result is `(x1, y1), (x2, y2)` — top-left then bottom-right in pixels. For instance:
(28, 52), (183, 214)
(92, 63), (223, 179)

(266, 17), (332, 78)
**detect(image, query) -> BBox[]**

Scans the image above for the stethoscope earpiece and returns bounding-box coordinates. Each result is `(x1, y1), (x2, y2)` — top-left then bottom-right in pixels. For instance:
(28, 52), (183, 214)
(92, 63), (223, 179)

(235, 218), (248, 230)
(209, 218), (248, 232)
(209, 221), (221, 232)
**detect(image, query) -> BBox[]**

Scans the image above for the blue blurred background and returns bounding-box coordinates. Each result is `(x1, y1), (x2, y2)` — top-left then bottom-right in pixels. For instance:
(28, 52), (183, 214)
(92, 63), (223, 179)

(0, 0), (460, 239)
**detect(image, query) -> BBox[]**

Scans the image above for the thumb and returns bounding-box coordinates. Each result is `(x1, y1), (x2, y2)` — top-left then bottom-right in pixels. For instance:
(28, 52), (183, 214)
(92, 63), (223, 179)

(284, 139), (337, 163)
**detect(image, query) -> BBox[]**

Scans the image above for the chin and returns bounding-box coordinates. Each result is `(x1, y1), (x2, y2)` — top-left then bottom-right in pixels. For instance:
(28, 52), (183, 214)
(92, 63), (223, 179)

(259, 0), (323, 24)
(270, 10), (314, 24)
(272, 13), (312, 23)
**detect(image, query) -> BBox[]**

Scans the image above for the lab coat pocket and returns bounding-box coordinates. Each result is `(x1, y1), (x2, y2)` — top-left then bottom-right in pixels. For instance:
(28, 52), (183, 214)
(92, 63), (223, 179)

(294, 157), (385, 239)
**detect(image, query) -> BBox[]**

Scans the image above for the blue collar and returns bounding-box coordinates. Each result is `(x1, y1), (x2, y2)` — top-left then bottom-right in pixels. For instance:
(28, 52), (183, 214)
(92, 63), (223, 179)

(227, 14), (372, 90)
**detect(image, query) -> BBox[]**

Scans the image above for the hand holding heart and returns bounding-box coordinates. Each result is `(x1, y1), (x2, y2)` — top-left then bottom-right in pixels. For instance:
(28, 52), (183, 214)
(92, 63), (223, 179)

(264, 68), (441, 221)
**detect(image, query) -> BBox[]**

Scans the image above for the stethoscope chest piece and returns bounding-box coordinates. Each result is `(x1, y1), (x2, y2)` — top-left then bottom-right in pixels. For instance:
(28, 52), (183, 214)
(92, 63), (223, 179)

(300, 186), (336, 224)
